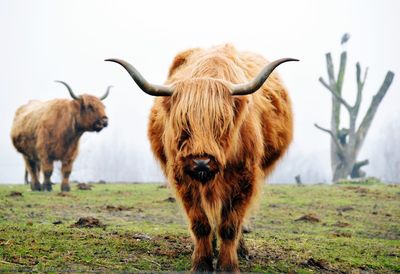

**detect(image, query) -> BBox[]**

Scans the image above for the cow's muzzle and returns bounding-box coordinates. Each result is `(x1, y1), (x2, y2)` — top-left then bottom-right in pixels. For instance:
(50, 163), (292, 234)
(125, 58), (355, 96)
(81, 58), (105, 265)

(184, 155), (219, 184)
(94, 117), (108, 131)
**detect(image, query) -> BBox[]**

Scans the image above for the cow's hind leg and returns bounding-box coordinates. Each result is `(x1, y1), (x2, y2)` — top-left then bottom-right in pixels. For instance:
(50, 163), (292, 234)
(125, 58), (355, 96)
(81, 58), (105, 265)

(41, 159), (53, 191)
(237, 232), (249, 260)
(61, 160), (73, 192)
(24, 169), (29, 185)
(24, 156), (41, 191)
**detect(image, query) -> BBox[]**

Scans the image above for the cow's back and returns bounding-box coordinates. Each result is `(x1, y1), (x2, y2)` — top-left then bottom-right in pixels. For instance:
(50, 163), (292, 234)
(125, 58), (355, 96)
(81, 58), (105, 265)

(11, 100), (54, 156)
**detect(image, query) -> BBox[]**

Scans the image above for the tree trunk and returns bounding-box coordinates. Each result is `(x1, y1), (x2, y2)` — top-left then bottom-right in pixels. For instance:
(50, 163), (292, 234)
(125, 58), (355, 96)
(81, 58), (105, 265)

(332, 151), (355, 182)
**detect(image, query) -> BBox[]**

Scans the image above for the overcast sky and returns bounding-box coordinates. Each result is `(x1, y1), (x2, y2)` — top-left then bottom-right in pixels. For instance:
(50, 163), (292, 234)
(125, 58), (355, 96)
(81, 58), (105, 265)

(0, 0), (399, 184)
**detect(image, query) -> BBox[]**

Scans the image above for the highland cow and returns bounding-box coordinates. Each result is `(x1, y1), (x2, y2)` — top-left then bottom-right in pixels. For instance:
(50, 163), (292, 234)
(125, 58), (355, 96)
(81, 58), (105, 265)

(11, 81), (111, 192)
(107, 44), (297, 272)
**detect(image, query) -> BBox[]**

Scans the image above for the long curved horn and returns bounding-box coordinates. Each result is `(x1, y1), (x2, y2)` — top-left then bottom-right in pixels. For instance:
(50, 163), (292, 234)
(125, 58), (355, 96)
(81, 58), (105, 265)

(99, 85), (112, 101)
(105, 58), (173, 96)
(54, 80), (80, 100)
(230, 58), (299, 96)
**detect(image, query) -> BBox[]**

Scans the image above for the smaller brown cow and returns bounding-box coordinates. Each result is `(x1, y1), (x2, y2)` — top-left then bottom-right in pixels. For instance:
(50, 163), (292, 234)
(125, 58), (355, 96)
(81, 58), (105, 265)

(11, 81), (111, 192)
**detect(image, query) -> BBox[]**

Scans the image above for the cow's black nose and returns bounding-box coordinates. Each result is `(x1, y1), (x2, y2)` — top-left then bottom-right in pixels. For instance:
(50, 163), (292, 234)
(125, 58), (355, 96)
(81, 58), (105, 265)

(192, 158), (213, 183)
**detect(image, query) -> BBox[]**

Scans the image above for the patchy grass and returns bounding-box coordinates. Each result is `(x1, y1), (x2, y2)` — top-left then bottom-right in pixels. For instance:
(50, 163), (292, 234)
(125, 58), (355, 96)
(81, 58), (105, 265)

(335, 177), (384, 186)
(0, 183), (399, 272)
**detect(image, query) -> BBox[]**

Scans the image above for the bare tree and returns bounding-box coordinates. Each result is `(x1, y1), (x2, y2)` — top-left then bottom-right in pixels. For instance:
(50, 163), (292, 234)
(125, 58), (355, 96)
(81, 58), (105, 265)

(315, 33), (395, 182)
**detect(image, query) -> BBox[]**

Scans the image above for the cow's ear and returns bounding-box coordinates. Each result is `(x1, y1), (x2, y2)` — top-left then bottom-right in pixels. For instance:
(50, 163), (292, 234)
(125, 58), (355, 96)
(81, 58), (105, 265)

(168, 48), (200, 77)
(79, 96), (88, 110)
(233, 97), (249, 122)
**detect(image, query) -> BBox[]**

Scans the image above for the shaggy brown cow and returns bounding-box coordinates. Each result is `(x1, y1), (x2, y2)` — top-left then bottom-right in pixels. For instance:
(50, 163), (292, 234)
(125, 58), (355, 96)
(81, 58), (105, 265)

(107, 44), (297, 272)
(11, 81), (110, 192)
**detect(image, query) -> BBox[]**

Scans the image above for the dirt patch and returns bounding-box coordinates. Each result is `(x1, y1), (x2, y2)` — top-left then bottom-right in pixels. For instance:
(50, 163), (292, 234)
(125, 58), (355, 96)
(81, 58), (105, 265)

(131, 233), (152, 240)
(153, 235), (192, 257)
(70, 217), (106, 228)
(8, 191), (23, 197)
(301, 258), (331, 271)
(331, 231), (352, 238)
(295, 213), (320, 223)
(344, 186), (370, 194)
(332, 221), (351, 227)
(336, 206), (354, 212)
(76, 183), (92, 190)
(163, 197), (176, 203)
(57, 192), (71, 197)
(105, 205), (133, 211)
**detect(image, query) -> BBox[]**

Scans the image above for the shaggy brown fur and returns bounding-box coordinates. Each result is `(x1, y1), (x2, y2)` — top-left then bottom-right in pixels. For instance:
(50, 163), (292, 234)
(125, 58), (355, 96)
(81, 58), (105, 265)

(145, 44), (293, 272)
(11, 94), (108, 192)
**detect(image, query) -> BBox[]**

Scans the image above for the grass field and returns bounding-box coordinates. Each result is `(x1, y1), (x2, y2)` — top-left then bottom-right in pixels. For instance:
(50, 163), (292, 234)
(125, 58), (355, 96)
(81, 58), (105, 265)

(0, 182), (399, 273)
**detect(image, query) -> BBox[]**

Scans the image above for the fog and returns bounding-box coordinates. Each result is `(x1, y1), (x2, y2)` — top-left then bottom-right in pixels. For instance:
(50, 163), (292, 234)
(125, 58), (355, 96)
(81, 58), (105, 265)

(1, 0), (399, 184)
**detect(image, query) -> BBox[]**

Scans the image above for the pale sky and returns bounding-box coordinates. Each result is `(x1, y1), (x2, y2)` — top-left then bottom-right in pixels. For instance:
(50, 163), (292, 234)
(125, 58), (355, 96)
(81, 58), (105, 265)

(0, 0), (399, 183)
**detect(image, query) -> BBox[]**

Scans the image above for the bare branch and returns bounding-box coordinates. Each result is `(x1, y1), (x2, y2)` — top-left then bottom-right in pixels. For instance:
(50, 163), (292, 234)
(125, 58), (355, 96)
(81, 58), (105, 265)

(354, 63), (368, 113)
(354, 159), (369, 168)
(314, 123), (343, 151)
(363, 67), (368, 83)
(319, 77), (352, 111)
(356, 71), (395, 152)
(326, 53), (336, 86)
(336, 51), (347, 92)
(351, 159), (369, 178)
(319, 76), (332, 90)
(314, 123), (333, 135)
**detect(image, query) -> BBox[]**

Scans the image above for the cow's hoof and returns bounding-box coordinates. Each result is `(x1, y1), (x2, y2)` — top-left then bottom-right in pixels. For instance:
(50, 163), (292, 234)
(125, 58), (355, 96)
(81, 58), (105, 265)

(216, 260), (239, 273)
(42, 182), (53, 192)
(61, 184), (70, 192)
(238, 237), (249, 260)
(191, 257), (214, 273)
(31, 183), (41, 191)
(237, 245), (249, 260)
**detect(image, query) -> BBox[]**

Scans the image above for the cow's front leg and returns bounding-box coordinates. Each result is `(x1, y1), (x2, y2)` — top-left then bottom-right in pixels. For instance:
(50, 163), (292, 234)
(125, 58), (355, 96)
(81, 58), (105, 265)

(179, 184), (214, 272)
(190, 211), (213, 272)
(217, 166), (255, 272)
(41, 159), (54, 191)
(217, 208), (242, 273)
(61, 160), (73, 192)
